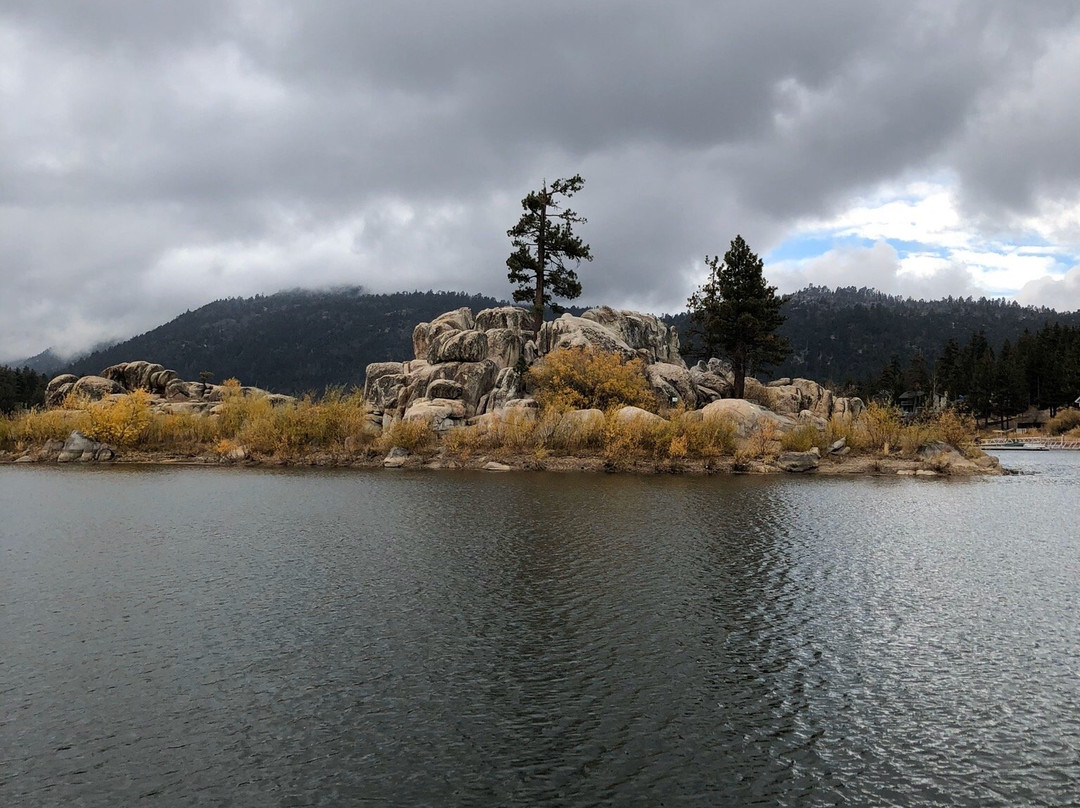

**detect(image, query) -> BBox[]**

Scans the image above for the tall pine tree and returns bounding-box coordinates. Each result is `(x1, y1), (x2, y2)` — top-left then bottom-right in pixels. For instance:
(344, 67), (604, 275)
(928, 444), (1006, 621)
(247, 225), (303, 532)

(506, 175), (592, 334)
(687, 235), (790, 398)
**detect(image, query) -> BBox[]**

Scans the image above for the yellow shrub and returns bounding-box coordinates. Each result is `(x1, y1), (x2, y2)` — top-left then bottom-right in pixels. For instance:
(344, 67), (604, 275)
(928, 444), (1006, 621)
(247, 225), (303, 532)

(933, 408), (976, 448)
(853, 403), (901, 453)
(84, 391), (152, 447)
(143, 412), (221, 452)
(2, 408), (87, 449)
(899, 423), (936, 457)
(603, 415), (674, 465)
(529, 347), (655, 412)
(664, 412), (737, 458)
(825, 416), (856, 448)
(668, 433), (689, 459)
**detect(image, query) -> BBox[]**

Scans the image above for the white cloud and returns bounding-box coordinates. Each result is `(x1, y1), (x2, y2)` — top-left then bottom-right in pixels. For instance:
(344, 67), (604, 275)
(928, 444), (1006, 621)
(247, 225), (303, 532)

(1016, 265), (1080, 311)
(770, 240), (982, 300)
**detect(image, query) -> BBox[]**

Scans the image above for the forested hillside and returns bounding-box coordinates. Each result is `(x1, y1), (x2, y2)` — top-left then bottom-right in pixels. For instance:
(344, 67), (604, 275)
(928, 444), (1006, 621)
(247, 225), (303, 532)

(54, 285), (1080, 399)
(775, 286), (1080, 385)
(65, 289), (509, 394)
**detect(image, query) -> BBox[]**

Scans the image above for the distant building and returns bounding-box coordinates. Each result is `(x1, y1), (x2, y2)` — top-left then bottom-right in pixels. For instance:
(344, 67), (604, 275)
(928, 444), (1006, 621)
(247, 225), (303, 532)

(898, 389), (926, 416)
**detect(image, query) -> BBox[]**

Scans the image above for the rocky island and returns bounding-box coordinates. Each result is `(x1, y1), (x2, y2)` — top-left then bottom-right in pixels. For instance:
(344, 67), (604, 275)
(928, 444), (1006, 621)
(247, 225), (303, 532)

(1, 305), (999, 476)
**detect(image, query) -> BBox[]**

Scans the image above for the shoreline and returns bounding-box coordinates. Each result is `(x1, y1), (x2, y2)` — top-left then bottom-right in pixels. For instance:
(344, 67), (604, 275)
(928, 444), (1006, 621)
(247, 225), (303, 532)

(0, 447), (1003, 477)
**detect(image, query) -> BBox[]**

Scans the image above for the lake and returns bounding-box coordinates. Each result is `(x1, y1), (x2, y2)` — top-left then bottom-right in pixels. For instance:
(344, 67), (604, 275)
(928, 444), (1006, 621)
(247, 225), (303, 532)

(1, 453), (1078, 806)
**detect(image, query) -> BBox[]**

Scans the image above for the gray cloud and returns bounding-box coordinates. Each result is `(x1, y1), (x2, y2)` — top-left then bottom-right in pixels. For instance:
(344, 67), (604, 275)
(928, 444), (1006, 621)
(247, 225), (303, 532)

(3, 1), (1080, 361)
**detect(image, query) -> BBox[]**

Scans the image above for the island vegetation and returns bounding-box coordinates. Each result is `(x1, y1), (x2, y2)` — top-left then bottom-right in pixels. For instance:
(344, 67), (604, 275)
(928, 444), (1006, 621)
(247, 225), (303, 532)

(1, 340), (1003, 477)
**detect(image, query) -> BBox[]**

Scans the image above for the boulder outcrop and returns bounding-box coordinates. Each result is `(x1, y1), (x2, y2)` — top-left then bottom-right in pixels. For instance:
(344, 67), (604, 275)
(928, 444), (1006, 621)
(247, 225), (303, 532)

(57, 431), (114, 462)
(366, 305), (701, 425)
(363, 304), (865, 433)
(701, 399), (797, 437)
(45, 361), (294, 413)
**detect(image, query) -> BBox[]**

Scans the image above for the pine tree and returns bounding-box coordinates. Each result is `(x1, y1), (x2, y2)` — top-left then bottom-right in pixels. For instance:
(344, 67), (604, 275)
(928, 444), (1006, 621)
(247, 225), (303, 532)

(506, 175), (592, 334)
(687, 235), (790, 398)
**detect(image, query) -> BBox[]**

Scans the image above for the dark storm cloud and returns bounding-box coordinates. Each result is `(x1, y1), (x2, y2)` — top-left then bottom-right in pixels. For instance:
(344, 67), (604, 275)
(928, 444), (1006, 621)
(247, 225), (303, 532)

(3, 1), (1080, 360)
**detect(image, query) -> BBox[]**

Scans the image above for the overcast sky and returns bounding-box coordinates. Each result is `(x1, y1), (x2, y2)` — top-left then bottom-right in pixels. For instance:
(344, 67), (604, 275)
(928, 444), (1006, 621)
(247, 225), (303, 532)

(4, 1), (1080, 362)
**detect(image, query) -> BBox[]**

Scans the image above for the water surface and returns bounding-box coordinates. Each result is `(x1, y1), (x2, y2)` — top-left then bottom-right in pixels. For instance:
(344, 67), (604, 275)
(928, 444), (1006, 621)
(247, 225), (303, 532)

(1, 457), (1077, 806)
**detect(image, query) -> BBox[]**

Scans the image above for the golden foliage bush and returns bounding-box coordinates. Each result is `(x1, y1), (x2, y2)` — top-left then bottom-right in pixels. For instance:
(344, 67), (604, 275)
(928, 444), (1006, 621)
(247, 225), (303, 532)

(671, 413), (737, 458)
(853, 403), (902, 452)
(933, 408), (976, 448)
(83, 390), (153, 447)
(529, 347), (655, 412)
(602, 413), (673, 466)
(144, 412), (221, 453)
(899, 423), (936, 457)
(1045, 408), (1080, 435)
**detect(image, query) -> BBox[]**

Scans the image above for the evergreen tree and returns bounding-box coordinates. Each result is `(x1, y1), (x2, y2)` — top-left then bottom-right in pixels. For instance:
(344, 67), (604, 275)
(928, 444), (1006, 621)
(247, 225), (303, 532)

(506, 175), (593, 333)
(686, 235), (790, 398)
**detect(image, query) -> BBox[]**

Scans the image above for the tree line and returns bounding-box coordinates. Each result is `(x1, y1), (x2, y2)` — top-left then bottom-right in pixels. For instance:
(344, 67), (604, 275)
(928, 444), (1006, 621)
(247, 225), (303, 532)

(0, 365), (48, 413)
(863, 322), (1080, 422)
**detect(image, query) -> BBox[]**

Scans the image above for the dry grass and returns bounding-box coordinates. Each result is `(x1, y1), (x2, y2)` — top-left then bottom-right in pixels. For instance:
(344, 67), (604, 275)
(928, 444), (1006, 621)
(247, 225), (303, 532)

(376, 417), (436, 455)
(1045, 408), (1080, 436)
(1, 385), (377, 459)
(780, 422), (824, 452)
(437, 408), (740, 466)
(853, 403), (902, 452)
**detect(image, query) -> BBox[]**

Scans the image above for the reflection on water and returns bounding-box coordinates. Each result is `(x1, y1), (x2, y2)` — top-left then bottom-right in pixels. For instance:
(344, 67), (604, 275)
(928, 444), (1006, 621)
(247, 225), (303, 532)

(1, 459), (1078, 806)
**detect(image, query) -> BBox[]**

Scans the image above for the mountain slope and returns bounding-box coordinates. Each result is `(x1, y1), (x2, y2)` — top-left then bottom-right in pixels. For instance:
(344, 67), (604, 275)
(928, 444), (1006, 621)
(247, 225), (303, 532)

(60, 285), (1080, 395)
(65, 289), (508, 394)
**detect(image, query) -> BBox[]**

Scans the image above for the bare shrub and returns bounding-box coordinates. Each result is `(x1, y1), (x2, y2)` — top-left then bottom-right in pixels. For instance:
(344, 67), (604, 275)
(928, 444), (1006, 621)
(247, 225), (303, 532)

(744, 420), (780, 459)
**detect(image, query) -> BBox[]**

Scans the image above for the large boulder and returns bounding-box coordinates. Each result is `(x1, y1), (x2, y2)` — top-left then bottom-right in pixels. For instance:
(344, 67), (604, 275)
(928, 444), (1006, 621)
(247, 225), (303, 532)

(70, 376), (125, 402)
(831, 396), (866, 421)
(452, 360), (500, 415)
(428, 329), (488, 364)
(57, 431), (114, 462)
(537, 314), (636, 359)
(45, 374), (78, 407)
(101, 361), (174, 393)
(646, 362), (697, 409)
(475, 306), (532, 333)
(701, 399), (796, 438)
(613, 406), (668, 427)
(580, 307), (683, 365)
(775, 451), (820, 473)
(484, 328), (525, 369)
(412, 307), (476, 361)
(403, 398), (467, 431)
(479, 366), (524, 414)
(363, 362), (407, 411)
